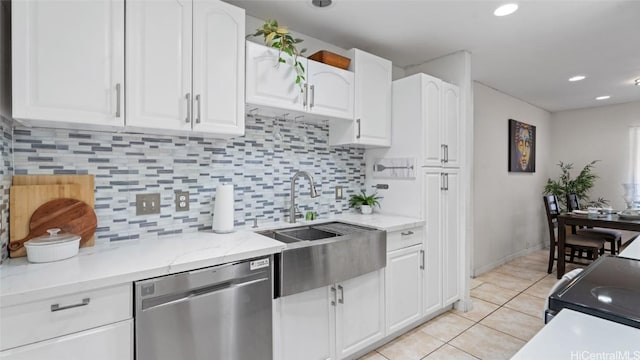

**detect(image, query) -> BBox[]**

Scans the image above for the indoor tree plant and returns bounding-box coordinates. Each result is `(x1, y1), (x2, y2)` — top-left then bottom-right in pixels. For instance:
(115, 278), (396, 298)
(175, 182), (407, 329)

(349, 190), (382, 215)
(248, 19), (307, 91)
(543, 160), (608, 210)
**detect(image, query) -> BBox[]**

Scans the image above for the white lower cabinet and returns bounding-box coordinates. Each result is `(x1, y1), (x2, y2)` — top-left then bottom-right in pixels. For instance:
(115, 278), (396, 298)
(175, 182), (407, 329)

(0, 284), (132, 360)
(0, 320), (133, 360)
(277, 270), (385, 360)
(385, 244), (423, 335)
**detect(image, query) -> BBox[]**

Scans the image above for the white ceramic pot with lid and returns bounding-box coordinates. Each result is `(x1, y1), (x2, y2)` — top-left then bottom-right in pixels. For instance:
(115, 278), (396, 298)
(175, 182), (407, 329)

(24, 228), (81, 263)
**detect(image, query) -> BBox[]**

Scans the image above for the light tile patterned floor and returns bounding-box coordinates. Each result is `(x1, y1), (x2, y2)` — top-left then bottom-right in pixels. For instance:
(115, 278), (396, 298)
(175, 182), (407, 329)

(359, 249), (584, 360)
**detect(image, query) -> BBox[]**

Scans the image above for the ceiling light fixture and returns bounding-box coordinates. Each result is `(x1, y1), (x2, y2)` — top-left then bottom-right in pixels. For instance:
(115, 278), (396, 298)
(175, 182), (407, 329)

(494, 3), (518, 16)
(596, 96), (611, 100)
(312, 0), (332, 8)
(635, 78), (640, 86)
(569, 75), (586, 82)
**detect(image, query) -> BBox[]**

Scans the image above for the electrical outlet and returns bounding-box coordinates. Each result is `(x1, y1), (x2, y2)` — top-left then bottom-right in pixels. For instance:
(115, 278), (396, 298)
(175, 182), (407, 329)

(335, 186), (343, 200)
(175, 190), (190, 212)
(136, 193), (161, 215)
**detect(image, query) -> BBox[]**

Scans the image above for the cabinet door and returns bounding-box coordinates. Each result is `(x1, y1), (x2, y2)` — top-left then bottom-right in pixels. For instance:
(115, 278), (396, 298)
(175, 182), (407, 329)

(12, 0), (124, 127)
(336, 270), (385, 359)
(245, 41), (305, 113)
(442, 170), (462, 305)
(126, 0), (192, 132)
(0, 320), (133, 360)
(193, 0), (245, 136)
(386, 245), (423, 335)
(422, 169), (443, 315)
(421, 75), (443, 167)
(307, 59), (354, 120)
(353, 49), (391, 146)
(442, 83), (461, 168)
(278, 286), (336, 360)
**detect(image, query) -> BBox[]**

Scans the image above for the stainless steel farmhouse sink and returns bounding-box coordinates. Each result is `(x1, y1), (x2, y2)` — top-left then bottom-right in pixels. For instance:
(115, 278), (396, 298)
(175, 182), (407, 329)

(256, 222), (386, 297)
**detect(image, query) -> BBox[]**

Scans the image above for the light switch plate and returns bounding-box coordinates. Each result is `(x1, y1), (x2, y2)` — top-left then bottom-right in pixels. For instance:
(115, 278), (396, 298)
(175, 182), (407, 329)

(136, 193), (161, 215)
(175, 190), (190, 212)
(335, 186), (343, 200)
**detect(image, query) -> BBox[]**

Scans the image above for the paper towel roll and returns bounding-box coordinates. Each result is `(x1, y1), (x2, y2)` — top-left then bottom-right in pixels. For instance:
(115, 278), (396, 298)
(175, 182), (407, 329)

(213, 184), (234, 233)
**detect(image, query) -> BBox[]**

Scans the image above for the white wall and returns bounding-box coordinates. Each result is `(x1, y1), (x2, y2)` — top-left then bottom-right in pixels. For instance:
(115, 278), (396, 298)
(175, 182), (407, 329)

(473, 82), (552, 275)
(550, 101), (640, 210)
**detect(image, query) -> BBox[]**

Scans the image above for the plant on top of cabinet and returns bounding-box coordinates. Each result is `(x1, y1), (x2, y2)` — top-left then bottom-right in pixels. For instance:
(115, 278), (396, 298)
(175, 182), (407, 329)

(248, 19), (307, 91)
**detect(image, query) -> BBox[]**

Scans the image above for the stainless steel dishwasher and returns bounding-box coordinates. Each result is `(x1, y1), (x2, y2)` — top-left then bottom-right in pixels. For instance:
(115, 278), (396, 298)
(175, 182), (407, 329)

(134, 256), (273, 360)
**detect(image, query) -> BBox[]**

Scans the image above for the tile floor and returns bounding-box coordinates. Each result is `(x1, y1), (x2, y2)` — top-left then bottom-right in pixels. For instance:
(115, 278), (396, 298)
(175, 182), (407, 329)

(359, 249), (584, 360)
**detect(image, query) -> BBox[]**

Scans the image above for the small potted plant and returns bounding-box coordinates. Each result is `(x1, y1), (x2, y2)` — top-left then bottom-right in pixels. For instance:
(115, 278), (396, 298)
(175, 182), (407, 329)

(248, 19), (307, 92)
(349, 190), (382, 215)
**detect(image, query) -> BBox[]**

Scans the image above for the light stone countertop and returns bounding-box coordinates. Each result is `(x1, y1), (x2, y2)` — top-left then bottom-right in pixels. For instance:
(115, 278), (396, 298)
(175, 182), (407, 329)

(0, 212), (424, 306)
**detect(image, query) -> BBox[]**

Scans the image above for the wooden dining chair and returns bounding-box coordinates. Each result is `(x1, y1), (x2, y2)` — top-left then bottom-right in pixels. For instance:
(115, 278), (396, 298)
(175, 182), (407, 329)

(543, 195), (606, 274)
(566, 193), (622, 254)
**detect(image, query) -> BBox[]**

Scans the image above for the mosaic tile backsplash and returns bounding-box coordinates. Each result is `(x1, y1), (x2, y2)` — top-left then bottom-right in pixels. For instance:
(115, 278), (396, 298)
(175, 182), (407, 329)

(11, 117), (365, 244)
(1, 116), (12, 262)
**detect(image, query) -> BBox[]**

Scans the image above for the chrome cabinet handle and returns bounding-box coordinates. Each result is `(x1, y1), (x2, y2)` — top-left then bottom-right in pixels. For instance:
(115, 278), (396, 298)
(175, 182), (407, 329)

(420, 250), (425, 270)
(303, 83), (308, 107)
(330, 286), (337, 306)
(195, 94), (201, 124)
(401, 230), (414, 236)
(51, 298), (90, 312)
(445, 145), (449, 163)
(356, 119), (361, 139)
(440, 173), (446, 191)
(445, 173), (449, 191)
(185, 93), (191, 123)
(441, 144), (446, 163)
(115, 83), (121, 118)
(310, 85), (315, 109)
(337, 285), (344, 304)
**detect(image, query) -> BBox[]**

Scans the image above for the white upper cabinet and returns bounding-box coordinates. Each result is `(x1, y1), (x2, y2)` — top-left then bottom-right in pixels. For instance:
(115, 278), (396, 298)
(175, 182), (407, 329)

(306, 59), (354, 120)
(245, 41), (304, 113)
(126, 0), (192, 132)
(245, 41), (354, 121)
(192, 0), (245, 136)
(127, 0), (244, 137)
(329, 49), (391, 147)
(422, 76), (460, 168)
(12, 0), (125, 129)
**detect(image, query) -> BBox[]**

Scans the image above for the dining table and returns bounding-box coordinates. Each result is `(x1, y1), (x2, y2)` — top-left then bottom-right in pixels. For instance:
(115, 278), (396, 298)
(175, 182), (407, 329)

(556, 212), (640, 279)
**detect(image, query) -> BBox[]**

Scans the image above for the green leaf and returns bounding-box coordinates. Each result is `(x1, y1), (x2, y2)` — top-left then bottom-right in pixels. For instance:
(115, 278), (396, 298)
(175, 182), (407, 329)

(278, 58), (286, 64)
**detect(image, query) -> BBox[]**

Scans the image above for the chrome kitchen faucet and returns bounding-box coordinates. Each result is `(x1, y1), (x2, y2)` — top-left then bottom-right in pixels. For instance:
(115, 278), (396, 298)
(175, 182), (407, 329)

(289, 171), (319, 223)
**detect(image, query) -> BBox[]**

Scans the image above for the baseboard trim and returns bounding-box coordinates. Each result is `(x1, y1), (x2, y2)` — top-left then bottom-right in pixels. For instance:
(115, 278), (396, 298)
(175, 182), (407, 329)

(473, 243), (546, 277)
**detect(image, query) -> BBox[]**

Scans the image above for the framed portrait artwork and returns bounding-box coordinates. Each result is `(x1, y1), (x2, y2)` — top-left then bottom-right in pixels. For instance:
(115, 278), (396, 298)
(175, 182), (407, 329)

(509, 119), (536, 172)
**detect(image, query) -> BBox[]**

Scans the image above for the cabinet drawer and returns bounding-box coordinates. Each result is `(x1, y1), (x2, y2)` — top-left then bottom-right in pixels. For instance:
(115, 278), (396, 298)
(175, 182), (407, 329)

(0, 284), (132, 350)
(387, 227), (423, 252)
(0, 320), (133, 360)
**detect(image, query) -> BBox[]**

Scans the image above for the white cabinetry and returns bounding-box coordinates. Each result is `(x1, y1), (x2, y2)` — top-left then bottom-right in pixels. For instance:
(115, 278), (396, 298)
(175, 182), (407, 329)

(386, 243), (423, 334)
(0, 284), (132, 360)
(277, 270), (384, 360)
(422, 168), (462, 314)
(127, 0), (244, 137)
(246, 41), (354, 121)
(330, 49), (391, 148)
(421, 75), (461, 168)
(12, 0), (125, 129)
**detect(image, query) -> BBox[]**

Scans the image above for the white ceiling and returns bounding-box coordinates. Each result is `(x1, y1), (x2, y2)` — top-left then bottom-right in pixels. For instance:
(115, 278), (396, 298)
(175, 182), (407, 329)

(226, 0), (640, 112)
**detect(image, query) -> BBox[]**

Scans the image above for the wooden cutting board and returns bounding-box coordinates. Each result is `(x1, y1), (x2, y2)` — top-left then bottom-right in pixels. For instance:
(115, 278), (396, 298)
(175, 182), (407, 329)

(12, 175), (95, 207)
(10, 175), (96, 258)
(9, 198), (97, 252)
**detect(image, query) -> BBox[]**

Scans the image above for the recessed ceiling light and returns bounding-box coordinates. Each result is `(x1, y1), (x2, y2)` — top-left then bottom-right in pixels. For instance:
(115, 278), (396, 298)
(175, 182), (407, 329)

(596, 96), (611, 100)
(494, 3), (518, 16)
(569, 75), (587, 82)
(311, 0), (332, 8)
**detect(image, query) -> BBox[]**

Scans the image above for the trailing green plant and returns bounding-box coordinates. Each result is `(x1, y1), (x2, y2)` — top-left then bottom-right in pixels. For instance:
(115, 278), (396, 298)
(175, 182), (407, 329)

(543, 160), (609, 210)
(348, 190), (382, 209)
(248, 19), (307, 92)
